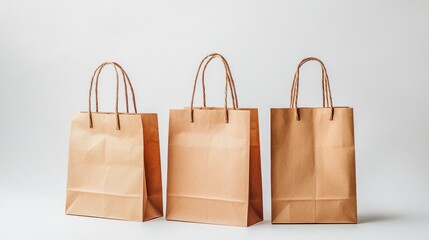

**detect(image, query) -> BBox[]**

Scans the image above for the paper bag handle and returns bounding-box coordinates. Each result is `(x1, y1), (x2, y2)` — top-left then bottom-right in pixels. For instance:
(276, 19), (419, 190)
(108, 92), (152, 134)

(88, 62), (137, 130)
(94, 63), (137, 114)
(290, 57), (334, 120)
(190, 53), (238, 123)
(200, 54), (238, 109)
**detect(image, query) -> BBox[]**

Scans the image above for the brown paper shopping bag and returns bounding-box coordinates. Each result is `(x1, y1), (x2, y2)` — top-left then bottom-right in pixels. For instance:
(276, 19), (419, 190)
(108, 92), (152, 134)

(166, 53), (263, 227)
(271, 57), (357, 223)
(65, 62), (163, 221)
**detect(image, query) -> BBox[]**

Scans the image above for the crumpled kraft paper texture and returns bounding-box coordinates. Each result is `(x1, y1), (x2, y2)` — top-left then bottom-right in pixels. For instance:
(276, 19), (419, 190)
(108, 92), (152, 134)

(271, 107), (357, 223)
(66, 112), (163, 221)
(166, 108), (263, 227)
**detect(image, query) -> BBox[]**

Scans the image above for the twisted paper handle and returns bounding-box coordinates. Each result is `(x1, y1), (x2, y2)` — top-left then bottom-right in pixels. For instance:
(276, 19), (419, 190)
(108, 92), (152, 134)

(190, 53), (238, 123)
(290, 57), (334, 120)
(88, 62), (137, 129)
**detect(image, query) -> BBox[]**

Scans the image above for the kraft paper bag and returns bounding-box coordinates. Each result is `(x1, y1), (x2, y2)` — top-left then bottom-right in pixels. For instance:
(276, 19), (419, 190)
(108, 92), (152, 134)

(66, 62), (163, 221)
(166, 53), (263, 227)
(271, 57), (357, 223)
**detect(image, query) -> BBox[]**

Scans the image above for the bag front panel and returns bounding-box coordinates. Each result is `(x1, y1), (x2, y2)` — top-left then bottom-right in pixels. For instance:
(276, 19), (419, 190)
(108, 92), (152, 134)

(66, 112), (145, 221)
(271, 108), (357, 223)
(167, 109), (251, 226)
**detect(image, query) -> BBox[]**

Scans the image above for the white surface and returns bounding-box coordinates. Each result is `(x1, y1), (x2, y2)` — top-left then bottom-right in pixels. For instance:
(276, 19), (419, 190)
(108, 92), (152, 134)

(1, 0), (428, 239)
(1, 194), (428, 239)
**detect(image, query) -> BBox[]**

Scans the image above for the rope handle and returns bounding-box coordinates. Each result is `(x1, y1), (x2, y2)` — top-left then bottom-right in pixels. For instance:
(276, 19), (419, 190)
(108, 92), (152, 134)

(290, 57), (334, 121)
(200, 54), (238, 109)
(94, 62), (138, 114)
(190, 53), (238, 123)
(88, 62), (137, 130)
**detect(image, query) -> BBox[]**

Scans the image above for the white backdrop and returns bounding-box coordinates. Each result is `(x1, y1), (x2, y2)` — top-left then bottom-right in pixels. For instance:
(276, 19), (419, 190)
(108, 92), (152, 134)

(1, 0), (428, 239)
